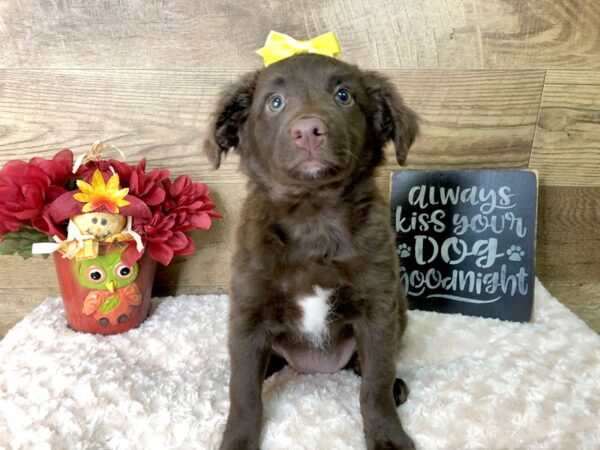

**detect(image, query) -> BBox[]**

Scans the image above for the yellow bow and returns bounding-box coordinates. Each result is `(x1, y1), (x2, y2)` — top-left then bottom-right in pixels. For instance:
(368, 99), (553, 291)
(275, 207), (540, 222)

(256, 31), (342, 67)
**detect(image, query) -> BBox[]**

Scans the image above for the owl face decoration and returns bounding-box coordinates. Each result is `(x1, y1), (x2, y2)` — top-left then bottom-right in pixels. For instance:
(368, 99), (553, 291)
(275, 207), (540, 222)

(77, 248), (139, 292)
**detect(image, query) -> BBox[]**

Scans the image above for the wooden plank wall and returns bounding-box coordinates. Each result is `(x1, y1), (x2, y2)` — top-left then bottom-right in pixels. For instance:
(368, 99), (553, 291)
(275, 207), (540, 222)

(0, 0), (599, 336)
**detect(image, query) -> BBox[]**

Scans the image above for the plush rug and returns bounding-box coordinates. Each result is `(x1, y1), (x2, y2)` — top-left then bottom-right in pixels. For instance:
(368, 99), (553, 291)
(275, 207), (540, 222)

(0, 278), (599, 450)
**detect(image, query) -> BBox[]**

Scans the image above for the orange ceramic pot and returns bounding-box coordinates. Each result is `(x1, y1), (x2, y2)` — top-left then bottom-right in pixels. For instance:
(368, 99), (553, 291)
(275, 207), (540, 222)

(53, 242), (156, 335)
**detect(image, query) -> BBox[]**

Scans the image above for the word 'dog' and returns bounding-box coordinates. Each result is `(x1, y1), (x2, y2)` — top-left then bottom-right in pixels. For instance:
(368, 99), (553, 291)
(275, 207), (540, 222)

(412, 236), (502, 269)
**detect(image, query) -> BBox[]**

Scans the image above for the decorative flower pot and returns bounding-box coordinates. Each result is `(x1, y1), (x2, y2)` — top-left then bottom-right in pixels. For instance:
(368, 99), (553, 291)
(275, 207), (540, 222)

(53, 242), (157, 335)
(0, 144), (221, 336)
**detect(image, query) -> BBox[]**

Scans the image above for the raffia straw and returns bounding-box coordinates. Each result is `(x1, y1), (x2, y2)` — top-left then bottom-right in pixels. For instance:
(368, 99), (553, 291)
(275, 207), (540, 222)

(72, 140), (126, 174)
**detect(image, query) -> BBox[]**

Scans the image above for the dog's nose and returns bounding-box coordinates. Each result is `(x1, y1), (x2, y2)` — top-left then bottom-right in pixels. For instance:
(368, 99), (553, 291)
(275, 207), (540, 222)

(291, 117), (328, 152)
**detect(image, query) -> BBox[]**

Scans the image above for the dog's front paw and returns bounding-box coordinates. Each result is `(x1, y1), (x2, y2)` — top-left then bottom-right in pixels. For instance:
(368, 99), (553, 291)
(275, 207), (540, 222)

(366, 425), (415, 450)
(219, 434), (259, 450)
(369, 435), (415, 450)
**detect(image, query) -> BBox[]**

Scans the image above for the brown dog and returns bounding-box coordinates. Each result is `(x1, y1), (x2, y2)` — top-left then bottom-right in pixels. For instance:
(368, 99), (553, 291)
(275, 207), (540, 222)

(204, 53), (419, 450)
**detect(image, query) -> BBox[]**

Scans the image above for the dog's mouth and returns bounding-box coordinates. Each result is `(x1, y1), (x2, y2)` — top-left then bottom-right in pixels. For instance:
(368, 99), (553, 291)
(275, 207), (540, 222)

(299, 157), (326, 172)
(290, 156), (343, 181)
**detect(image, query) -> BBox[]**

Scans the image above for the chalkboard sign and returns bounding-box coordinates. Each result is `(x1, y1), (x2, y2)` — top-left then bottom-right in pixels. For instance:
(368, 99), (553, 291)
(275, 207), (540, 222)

(390, 169), (537, 322)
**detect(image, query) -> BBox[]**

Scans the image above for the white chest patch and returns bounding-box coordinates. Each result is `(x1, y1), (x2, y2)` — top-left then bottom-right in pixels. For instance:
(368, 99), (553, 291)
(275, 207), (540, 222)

(297, 285), (333, 347)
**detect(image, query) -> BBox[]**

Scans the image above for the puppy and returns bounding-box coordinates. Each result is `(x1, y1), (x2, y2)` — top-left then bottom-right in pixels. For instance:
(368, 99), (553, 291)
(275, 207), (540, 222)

(204, 53), (419, 450)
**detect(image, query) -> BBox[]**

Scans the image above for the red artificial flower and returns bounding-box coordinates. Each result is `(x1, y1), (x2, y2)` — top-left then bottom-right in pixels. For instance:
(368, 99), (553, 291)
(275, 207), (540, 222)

(128, 211), (195, 266)
(31, 210), (67, 239)
(127, 160), (169, 207)
(29, 149), (74, 187)
(0, 159), (68, 237)
(0, 210), (20, 235)
(77, 159), (168, 209)
(0, 146), (222, 266)
(163, 175), (222, 232)
(76, 160), (119, 184)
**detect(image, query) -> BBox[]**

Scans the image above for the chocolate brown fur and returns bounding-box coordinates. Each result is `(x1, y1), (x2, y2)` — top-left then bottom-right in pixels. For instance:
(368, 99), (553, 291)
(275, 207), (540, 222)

(204, 54), (419, 450)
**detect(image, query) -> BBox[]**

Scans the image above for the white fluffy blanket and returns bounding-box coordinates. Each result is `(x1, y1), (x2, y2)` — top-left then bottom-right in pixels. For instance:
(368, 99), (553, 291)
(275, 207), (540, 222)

(1, 279), (599, 450)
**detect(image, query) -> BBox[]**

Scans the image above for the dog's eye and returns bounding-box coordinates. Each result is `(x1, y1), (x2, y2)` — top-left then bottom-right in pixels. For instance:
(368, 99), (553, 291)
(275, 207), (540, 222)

(267, 94), (285, 112)
(334, 88), (353, 106)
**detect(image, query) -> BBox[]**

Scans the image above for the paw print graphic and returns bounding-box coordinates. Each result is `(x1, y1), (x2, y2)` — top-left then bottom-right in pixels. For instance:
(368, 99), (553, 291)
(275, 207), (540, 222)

(397, 243), (411, 258)
(507, 245), (525, 262)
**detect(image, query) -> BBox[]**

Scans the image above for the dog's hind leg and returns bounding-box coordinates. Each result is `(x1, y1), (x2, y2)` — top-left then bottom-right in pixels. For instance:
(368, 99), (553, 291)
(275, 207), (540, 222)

(343, 352), (409, 406)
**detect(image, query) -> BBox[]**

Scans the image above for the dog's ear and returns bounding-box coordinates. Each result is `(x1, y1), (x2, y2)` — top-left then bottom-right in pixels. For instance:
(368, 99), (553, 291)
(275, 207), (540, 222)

(362, 72), (419, 165)
(203, 71), (259, 169)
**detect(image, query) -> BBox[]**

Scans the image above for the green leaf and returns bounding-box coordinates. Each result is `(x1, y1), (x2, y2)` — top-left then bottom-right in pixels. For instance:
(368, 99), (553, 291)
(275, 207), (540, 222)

(0, 227), (52, 259)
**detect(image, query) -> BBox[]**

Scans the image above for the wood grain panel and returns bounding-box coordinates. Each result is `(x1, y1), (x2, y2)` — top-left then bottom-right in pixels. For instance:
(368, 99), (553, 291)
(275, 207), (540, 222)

(305, 0), (600, 70)
(381, 70), (543, 172)
(0, 69), (543, 182)
(0, 0), (598, 70)
(473, 0), (600, 69)
(0, 288), (54, 339)
(543, 282), (600, 332)
(545, 70), (600, 85)
(0, 69), (244, 182)
(536, 186), (600, 283)
(530, 71), (600, 186)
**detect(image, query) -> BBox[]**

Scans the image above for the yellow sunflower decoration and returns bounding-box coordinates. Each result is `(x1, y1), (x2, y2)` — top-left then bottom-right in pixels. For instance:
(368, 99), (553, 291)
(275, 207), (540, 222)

(74, 169), (130, 214)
